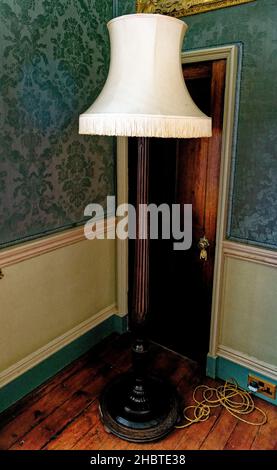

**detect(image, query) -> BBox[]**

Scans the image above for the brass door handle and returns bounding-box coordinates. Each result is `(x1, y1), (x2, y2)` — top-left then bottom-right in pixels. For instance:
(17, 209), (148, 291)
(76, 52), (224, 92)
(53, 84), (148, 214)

(198, 235), (209, 261)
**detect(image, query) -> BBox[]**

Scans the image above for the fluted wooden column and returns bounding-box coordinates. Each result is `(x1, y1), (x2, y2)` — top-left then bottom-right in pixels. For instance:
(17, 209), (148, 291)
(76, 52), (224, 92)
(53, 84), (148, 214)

(132, 137), (150, 329)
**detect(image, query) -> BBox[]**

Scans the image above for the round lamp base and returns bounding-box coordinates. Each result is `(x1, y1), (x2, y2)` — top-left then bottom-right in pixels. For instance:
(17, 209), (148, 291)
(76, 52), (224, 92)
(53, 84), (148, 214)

(99, 373), (179, 443)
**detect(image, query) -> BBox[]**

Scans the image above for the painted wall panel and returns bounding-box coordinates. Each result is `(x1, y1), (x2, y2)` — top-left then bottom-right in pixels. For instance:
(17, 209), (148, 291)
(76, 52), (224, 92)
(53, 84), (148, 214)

(220, 256), (277, 366)
(0, 237), (116, 371)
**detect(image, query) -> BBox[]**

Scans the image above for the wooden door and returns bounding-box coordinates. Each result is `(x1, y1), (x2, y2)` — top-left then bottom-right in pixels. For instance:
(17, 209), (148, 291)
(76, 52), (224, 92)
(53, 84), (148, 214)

(128, 60), (226, 366)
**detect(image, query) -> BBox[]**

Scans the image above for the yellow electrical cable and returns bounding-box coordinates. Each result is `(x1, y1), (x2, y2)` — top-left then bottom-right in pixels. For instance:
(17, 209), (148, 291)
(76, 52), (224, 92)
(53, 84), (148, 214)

(176, 378), (267, 429)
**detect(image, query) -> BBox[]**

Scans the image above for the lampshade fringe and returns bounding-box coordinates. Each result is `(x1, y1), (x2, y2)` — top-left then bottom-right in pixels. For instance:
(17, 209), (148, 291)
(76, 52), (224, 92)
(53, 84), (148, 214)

(79, 114), (212, 138)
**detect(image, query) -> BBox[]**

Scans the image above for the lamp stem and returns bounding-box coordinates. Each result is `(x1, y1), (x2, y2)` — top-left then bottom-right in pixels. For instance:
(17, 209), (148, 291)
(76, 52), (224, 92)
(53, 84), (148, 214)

(131, 137), (150, 380)
(132, 136), (150, 326)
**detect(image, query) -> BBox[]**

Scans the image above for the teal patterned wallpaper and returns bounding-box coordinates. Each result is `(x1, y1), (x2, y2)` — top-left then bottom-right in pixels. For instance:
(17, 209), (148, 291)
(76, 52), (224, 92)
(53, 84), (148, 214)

(182, 0), (277, 248)
(121, 0), (277, 249)
(1, 1), (276, 249)
(117, 0), (136, 16)
(0, 0), (115, 248)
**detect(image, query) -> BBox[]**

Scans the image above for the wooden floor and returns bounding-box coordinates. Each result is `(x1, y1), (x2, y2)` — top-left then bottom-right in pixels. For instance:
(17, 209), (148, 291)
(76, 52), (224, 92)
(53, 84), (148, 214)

(0, 333), (276, 450)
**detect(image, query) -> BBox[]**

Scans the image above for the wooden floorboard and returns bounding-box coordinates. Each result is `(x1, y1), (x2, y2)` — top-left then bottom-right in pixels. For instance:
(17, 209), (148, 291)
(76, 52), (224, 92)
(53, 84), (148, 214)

(200, 407), (238, 450)
(0, 333), (276, 451)
(251, 399), (277, 450)
(10, 365), (118, 450)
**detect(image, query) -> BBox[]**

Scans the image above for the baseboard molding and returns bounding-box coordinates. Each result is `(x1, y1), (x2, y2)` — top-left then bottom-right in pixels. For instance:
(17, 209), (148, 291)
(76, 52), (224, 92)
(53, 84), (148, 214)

(207, 352), (277, 406)
(0, 312), (128, 414)
(206, 354), (218, 379)
(217, 345), (277, 381)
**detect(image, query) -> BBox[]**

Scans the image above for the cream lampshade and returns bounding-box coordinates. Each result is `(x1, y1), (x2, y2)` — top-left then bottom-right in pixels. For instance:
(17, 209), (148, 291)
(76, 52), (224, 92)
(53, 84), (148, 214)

(79, 13), (212, 443)
(79, 13), (211, 138)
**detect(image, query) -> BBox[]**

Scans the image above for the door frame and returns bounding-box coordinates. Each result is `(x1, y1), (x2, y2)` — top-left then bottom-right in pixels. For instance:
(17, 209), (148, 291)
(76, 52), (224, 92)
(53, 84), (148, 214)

(116, 44), (241, 359)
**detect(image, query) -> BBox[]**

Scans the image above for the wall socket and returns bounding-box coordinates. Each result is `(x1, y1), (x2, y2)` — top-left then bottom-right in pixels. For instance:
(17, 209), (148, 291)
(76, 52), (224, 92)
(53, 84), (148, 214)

(248, 374), (276, 399)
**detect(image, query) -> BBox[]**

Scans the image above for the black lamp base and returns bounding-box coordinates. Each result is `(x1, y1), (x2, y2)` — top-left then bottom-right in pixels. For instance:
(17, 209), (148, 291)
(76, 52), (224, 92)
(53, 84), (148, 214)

(99, 372), (179, 443)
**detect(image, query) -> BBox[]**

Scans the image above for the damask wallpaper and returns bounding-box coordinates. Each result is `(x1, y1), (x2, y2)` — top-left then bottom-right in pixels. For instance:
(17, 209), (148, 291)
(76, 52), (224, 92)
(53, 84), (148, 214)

(1, 0), (276, 249)
(0, 0), (115, 248)
(181, 0), (277, 248)
(117, 0), (136, 16)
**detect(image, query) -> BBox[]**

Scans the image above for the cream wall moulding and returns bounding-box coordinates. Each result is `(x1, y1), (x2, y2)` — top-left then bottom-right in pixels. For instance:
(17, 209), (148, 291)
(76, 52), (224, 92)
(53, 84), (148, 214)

(0, 216), (116, 268)
(136, 0), (255, 17)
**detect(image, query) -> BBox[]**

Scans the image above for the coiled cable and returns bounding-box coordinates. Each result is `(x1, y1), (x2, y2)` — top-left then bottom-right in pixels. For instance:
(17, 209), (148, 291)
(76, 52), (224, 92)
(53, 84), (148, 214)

(176, 378), (267, 428)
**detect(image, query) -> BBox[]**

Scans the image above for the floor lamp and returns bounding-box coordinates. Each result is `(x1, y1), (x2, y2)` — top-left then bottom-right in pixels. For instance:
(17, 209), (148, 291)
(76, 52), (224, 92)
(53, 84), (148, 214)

(79, 13), (211, 442)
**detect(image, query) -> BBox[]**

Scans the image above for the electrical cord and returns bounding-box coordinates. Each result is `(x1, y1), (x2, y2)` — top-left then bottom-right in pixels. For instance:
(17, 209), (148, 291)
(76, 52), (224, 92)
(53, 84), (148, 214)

(176, 378), (267, 428)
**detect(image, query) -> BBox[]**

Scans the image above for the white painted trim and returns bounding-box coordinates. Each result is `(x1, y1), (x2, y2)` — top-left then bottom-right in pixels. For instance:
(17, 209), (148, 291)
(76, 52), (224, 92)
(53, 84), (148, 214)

(0, 216), (116, 269)
(218, 345), (277, 381)
(116, 138), (129, 317)
(0, 303), (117, 389)
(182, 45), (238, 64)
(223, 240), (277, 268)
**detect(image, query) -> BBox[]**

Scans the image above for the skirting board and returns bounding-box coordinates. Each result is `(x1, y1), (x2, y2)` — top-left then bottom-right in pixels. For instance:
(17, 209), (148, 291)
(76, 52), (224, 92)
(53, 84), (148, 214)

(0, 314), (128, 414)
(206, 355), (277, 406)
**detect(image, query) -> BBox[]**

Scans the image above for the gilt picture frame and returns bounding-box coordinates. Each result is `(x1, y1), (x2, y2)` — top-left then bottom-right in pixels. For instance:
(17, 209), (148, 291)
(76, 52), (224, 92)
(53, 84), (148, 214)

(136, 0), (255, 17)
